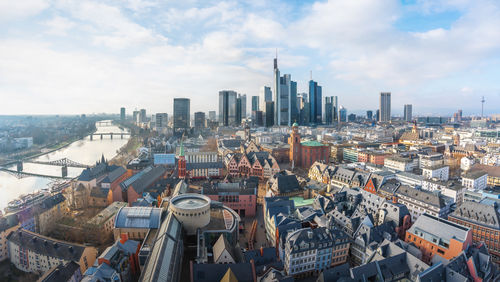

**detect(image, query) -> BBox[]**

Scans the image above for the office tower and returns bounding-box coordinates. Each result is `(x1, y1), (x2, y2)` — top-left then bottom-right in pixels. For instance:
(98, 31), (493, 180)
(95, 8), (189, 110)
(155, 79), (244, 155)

(173, 98), (190, 133)
(348, 114), (356, 122)
(259, 86), (272, 113)
(366, 110), (373, 120)
(139, 109), (146, 123)
(208, 111), (216, 121)
(309, 80), (322, 124)
(240, 94), (247, 119)
(290, 80), (298, 124)
(254, 111), (263, 126)
(273, 56), (280, 126)
(155, 113), (168, 129)
(120, 107), (125, 121)
(339, 106), (347, 122)
(236, 95), (243, 125)
(332, 96), (338, 121)
(279, 74), (291, 126)
(251, 96), (259, 112)
(458, 109), (463, 122)
(218, 90), (237, 126)
(324, 97), (333, 125)
(194, 112), (205, 129)
(375, 110), (380, 122)
(404, 104), (412, 122)
(132, 110), (139, 123)
(265, 101), (274, 127)
(379, 92), (391, 122)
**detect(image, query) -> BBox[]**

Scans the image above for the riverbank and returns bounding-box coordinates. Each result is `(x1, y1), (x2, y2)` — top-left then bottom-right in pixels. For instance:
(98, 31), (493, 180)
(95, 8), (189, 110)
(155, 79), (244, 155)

(109, 136), (141, 166)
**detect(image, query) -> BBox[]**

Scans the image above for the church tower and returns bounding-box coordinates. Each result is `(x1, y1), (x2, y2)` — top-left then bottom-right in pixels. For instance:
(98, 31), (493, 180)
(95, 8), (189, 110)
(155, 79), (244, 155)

(178, 141), (186, 179)
(289, 122), (301, 168)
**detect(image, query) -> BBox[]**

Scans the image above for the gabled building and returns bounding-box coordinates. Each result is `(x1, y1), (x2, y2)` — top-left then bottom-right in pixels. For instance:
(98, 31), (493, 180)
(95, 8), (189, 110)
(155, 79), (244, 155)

(213, 234), (236, 264)
(119, 166), (167, 205)
(396, 186), (451, 222)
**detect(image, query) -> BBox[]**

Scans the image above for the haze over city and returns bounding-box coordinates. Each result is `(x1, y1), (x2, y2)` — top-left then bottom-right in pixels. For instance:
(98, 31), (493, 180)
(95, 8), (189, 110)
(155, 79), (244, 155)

(1, 0), (500, 115)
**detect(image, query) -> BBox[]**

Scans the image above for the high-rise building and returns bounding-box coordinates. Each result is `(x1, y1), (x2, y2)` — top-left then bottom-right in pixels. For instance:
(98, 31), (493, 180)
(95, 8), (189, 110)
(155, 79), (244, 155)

(155, 113), (168, 129)
(324, 97), (333, 125)
(254, 111), (263, 127)
(251, 96), (259, 112)
(236, 95), (243, 125)
(332, 96), (338, 122)
(273, 57), (280, 126)
(309, 80), (322, 124)
(404, 104), (412, 122)
(240, 94), (247, 119)
(139, 109), (147, 123)
(375, 109), (380, 122)
(259, 86), (272, 113)
(208, 111), (216, 121)
(379, 92), (391, 122)
(173, 98), (190, 133)
(194, 112), (205, 129)
(132, 110), (139, 124)
(297, 93), (309, 125)
(120, 107), (125, 121)
(265, 101), (274, 127)
(366, 110), (373, 120)
(218, 90), (237, 126)
(348, 113), (356, 122)
(290, 80), (298, 124)
(339, 106), (347, 122)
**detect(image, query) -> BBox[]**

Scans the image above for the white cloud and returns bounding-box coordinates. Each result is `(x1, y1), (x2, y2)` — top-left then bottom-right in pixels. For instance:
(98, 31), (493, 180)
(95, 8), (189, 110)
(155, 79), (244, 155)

(43, 16), (75, 35)
(0, 0), (49, 22)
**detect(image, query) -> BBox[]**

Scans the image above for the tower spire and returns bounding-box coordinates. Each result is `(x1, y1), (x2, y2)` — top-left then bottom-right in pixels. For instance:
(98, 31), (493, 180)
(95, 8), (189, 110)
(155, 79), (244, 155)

(310, 70), (312, 80)
(481, 96), (485, 118)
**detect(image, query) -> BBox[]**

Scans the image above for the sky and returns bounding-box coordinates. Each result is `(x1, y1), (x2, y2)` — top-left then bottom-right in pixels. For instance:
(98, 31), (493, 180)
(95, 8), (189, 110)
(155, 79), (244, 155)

(1, 0), (500, 117)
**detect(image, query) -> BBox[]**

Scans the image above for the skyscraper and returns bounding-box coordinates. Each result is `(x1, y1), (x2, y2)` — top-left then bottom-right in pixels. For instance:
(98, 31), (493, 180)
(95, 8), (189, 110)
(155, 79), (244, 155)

(155, 113), (168, 129)
(194, 112), (205, 129)
(366, 110), (373, 120)
(132, 110), (139, 124)
(236, 95), (243, 125)
(309, 80), (322, 124)
(173, 98), (190, 134)
(240, 94), (247, 119)
(324, 97), (333, 125)
(375, 109), (380, 122)
(251, 96), (259, 112)
(404, 104), (412, 122)
(218, 90), (237, 126)
(273, 57), (280, 126)
(339, 106), (347, 123)
(265, 101), (274, 127)
(139, 109), (147, 123)
(332, 96), (338, 122)
(379, 92), (391, 122)
(208, 111), (216, 121)
(290, 80), (298, 124)
(259, 86), (272, 113)
(120, 107), (125, 121)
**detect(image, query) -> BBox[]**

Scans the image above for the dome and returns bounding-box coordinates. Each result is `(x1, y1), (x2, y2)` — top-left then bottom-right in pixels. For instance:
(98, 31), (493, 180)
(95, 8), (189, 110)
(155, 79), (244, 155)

(292, 122), (299, 127)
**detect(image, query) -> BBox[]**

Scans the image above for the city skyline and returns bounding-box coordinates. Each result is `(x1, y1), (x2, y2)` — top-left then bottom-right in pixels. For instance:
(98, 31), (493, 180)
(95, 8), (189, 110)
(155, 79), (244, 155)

(1, 0), (500, 116)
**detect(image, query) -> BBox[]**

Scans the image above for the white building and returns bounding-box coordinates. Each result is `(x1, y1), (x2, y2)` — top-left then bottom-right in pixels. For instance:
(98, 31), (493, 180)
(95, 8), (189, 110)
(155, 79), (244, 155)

(422, 165), (449, 181)
(461, 156), (475, 171)
(462, 171), (488, 190)
(384, 156), (416, 172)
(419, 153), (444, 169)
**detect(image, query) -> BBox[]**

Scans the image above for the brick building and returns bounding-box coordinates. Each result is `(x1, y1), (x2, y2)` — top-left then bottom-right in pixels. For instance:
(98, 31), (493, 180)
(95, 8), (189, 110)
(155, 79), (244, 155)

(289, 123), (330, 168)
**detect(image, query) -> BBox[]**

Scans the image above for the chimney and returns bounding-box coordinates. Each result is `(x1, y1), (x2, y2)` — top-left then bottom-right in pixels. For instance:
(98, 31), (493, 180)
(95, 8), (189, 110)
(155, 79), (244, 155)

(120, 233), (129, 244)
(260, 246), (264, 257)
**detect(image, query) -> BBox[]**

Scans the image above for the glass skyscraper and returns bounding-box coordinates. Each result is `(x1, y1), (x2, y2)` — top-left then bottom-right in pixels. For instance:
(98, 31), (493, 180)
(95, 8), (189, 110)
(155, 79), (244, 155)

(218, 90), (237, 126)
(173, 98), (190, 133)
(309, 80), (322, 124)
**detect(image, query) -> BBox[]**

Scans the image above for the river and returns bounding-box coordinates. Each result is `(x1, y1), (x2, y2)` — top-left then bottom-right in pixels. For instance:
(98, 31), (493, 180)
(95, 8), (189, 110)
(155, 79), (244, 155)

(0, 121), (130, 211)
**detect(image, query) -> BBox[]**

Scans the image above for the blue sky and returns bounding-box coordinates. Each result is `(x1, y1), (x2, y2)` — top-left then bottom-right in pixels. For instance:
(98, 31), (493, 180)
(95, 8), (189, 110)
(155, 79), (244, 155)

(0, 0), (499, 116)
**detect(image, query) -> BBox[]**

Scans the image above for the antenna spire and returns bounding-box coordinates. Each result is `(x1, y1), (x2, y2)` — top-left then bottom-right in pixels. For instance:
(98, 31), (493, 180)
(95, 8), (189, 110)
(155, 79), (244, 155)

(310, 70), (312, 80)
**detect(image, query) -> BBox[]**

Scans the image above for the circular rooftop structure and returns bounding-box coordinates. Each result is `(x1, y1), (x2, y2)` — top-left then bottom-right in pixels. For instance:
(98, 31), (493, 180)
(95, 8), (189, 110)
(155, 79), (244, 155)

(170, 194), (211, 234)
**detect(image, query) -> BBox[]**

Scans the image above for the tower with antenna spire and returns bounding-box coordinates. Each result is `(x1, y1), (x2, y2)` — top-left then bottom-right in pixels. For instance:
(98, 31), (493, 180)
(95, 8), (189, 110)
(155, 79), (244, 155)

(481, 96), (485, 118)
(273, 49), (280, 126)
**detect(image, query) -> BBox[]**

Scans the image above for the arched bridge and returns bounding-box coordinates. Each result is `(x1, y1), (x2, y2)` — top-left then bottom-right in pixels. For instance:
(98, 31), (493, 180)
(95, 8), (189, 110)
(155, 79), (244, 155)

(26, 158), (88, 168)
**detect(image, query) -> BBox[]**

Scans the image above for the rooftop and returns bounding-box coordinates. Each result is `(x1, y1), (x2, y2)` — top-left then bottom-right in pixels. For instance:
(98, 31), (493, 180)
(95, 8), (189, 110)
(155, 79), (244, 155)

(408, 213), (470, 245)
(87, 201), (127, 226)
(114, 207), (162, 229)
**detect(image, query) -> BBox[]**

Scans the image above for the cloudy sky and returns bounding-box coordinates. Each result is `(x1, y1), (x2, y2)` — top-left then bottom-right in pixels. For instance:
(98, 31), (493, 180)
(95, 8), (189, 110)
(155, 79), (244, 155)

(1, 0), (499, 116)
